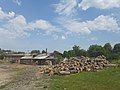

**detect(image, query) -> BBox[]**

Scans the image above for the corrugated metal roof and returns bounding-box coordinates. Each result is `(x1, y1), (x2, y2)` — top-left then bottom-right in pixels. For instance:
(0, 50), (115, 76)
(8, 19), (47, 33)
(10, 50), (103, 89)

(34, 55), (48, 59)
(6, 54), (24, 56)
(20, 53), (56, 60)
(21, 55), (33, 59)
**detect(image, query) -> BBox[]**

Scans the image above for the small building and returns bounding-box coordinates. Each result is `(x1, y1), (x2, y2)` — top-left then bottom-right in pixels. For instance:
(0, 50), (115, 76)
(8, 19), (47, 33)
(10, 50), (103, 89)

(5, 54), (24, 63)
(5, 51), (57, 65)
(20, 53), (57, 65)
(20, 54), (33, 65)
(33, 53), (57, 65)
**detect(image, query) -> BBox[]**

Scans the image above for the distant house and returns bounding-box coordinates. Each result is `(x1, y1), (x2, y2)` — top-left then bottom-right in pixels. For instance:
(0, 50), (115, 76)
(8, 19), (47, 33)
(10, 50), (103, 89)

(20, 53), (57, 65)
(5, 51), (58, 65)
(20, 54), (33, 64)
(33, 53), (57, 65)
(5, 54), (24, 63)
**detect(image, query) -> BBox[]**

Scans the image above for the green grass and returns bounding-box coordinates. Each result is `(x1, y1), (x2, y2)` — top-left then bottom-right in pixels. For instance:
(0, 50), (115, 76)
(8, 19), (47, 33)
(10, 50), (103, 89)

(111, 60), (120, 65)
(50, 67), (120, 90)
(0, 60), (10, 65)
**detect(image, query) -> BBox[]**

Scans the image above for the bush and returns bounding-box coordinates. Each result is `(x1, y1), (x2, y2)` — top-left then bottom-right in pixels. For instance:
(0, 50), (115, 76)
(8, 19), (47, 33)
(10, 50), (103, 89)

(0, 53), (5, 60)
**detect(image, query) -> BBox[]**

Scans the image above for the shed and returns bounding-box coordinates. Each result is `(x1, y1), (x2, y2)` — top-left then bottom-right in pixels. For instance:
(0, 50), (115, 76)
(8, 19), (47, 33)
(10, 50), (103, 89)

(5, 54), (24, 63)
(33, 53), (57, 65)
(20, 54), (33, 64)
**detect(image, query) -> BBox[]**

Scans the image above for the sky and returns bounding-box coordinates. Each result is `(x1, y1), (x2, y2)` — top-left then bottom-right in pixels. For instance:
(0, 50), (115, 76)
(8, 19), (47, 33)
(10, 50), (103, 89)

(0, 0), (120, 52)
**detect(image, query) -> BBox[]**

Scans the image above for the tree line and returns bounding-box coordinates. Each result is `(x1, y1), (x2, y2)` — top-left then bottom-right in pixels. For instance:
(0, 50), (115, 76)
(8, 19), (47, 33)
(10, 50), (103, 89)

(63, 43), (120, 61)
(0, 43), (120, 61)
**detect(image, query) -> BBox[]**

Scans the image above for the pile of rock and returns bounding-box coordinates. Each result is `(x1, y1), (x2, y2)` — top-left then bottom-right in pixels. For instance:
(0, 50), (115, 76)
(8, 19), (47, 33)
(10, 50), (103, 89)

(38, 55), (109, 75)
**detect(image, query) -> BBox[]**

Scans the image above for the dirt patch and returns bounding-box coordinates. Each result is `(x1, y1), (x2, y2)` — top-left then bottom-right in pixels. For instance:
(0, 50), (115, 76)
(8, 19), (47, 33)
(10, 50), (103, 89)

(0, 65), (13, 88)
(0, 64), (50, 90)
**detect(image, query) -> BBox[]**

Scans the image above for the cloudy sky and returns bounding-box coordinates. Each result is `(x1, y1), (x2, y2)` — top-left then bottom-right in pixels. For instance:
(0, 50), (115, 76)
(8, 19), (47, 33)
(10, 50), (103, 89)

(0, 0), (120, 52)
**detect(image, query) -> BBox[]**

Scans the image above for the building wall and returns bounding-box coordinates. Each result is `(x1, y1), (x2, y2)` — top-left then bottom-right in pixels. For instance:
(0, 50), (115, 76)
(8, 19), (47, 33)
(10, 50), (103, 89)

(20, 59), (33, 65)
(5, 55), (24, 63)
(33, 59), (56, 65)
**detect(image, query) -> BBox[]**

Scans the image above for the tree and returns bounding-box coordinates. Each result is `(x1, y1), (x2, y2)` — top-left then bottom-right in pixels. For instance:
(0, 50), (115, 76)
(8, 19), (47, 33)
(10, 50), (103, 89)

(53, 51), (63, 58)
(63, 51), (71, 59)
(0, 53), (5, 60)
(68, 50), (76, 58)
(63, 45), (88, 58)
(31, 50), (40, 54)
(42, 50), (46, 54)
(79, 49), (88, 57)
(63, 51), (68, 58)
(113, 43), (120, 53)
(88, 45), (106, 57)
(104, 43), (112, 52)
(72, 45), (80, 56)
(103, 43), (112, 59)
(53, 51), (63, 63)
(108, 53), (120, 60)
(17, 52), (25, 54)
(109, 43), (120, 60)
(73, 45), (80, 51)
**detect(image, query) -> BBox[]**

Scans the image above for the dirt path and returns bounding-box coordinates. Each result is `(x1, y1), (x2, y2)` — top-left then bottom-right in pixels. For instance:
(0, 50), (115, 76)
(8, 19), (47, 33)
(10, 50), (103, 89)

(0, 64), (50, 90)
(0, 65), (13, 87)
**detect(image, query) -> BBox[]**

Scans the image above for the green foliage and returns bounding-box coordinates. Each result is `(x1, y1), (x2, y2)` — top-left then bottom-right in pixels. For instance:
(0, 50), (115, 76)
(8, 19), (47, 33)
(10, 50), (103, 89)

(63, 51), (68, 58)
(17, 52), (25, 54)
(113, 43), (120, 53)
(56, 54), (63, 63)
(87, 45), (106, 57)
(72, 45), (80, 56)
(111, 59), (120, 65)
(53, 51), (63, 63)
(104, 43), (112, 52)
(79, 49), (88, 57)
(63, 51), (73, 59)
(108, 53), (120, 60)
(63, 45), (88, 58)
(63, 43), (120, 61)
(42, 50), (46, 54)
(31, 50), (40, 54)
(0, 53), (5, 60)
(68, 50), (75, 58)
(108, 43), (120, 60)
(0, 49), (5, 60)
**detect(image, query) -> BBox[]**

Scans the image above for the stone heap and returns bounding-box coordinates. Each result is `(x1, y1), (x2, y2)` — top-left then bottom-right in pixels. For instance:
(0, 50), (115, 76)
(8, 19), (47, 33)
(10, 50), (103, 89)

(38, 55), (109, 76)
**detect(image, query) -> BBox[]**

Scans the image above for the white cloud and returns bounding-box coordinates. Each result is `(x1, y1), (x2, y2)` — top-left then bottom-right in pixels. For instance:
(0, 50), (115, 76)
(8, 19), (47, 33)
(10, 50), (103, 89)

(63, 20), (91, 34)
(8, 11), (15, 18)
(27, 20), (57, 32)
(79, 0), (120, 10)
(54, 0), (120, 35)
(54, 0), (78, 16)
(61, 36), (66, 40)
(6, 15), (28, 38)
(0, 7), (15, 20)
(90, 37), (98, 41)
(62, 15), (120, 34)
(0, 15), (28, 38)
(0, 7), (58, 39)
(13, 0), (21, 6)
(87, 15), (119, 32)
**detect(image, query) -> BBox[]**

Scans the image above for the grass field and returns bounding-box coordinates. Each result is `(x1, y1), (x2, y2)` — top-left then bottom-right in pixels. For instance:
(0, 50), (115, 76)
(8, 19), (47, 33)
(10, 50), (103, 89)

(50, 67), (120, 90)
